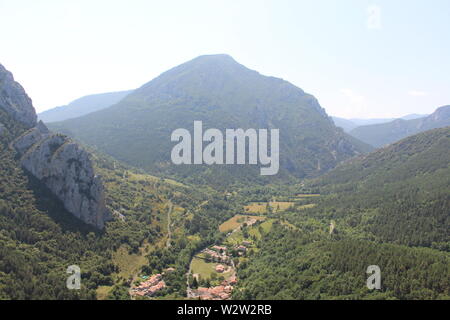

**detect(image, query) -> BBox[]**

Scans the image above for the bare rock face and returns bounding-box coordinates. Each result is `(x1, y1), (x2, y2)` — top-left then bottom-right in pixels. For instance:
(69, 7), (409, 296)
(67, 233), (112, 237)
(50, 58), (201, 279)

(13, 122), (111, 229)
(0, 64), (37, 128)
(0, 63), (110, 229)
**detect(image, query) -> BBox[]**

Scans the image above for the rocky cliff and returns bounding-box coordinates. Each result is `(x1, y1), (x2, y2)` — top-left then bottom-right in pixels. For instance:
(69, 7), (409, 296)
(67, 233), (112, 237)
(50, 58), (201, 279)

(0, 63), (110, 229)
(0, 64), (37, 128)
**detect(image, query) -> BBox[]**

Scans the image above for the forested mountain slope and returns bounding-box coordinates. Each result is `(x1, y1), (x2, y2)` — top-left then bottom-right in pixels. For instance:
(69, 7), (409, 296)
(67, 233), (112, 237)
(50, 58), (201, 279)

(49, 54), (371, 186)
(38, 90), (133, 123)
(233, 127), (450, 300)
(349, 106), (450, 147)
(312, 126), (450, 247)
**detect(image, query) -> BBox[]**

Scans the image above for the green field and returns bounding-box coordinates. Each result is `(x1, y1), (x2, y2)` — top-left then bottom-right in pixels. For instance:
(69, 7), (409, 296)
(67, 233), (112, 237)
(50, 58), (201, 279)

(248, 219), (274, 239)
(219, 215), (265, 233)
(244, 201), (295, 214)
(190, 256), (232, 281)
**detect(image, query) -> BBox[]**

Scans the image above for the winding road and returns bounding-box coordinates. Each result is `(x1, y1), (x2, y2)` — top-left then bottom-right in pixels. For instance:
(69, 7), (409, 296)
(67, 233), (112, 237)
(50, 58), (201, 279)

(166, 201), (173, 248)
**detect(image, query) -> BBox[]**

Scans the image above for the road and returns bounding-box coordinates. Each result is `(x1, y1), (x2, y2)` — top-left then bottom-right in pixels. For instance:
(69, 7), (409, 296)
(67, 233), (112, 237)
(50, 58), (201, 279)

(166, 201), (174, 248)
(186, 221), (242, 298)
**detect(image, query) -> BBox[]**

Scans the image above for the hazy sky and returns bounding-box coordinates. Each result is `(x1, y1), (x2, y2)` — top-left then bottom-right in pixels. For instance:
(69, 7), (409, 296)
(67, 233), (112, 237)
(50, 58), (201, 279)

(1, 0), (449, 118)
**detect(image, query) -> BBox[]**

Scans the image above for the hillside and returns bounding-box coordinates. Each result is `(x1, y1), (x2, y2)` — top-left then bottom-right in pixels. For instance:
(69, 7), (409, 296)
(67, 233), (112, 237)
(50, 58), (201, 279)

(1, 63), (111, 229)
(311, 126), (450, 247)
(0, 63), (219, 299)
(38, 90), (133, 123)
(232, 127), (450, 300)
(331, 117), (360, 132)
(349, 106), (450, 147)
(1, 92), (228, 299)
(49, 55), (371, 186)
(1, 60), (448, 300)
(332, 114), (427, 133)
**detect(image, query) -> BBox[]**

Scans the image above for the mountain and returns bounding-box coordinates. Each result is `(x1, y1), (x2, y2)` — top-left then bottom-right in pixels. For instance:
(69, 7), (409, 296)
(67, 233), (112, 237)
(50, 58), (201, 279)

(350, 117), (395, 126)
(48, 54), (372, 186)
(38, 90), (133, 123)
(1, 60), (448, 300)
(349, 106), (450, 147)
(331, 117), (359, 132)
(401, 113), (428, 120)
(0, 63), (110, 229)
(332, 114), (428, 133)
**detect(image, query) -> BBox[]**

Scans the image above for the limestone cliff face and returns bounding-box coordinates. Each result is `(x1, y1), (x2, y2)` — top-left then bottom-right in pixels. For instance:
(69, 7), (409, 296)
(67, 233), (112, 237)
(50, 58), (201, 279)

(1, 63), (110, 229)
(0, 64), (37, 128)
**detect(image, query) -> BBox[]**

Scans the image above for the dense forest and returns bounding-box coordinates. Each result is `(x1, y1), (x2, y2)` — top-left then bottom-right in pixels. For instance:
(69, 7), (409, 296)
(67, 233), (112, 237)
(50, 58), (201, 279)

(0, 110), (111, 299)
(234, 224), (449, 300)
(233, 128), (450, 300)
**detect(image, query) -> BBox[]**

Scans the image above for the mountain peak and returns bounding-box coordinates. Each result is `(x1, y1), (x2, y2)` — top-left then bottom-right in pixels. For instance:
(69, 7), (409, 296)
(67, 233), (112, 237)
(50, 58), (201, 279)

(49, 55), (370, 184)
(173, 53), (246, 74)
(192, 53), (237, 62)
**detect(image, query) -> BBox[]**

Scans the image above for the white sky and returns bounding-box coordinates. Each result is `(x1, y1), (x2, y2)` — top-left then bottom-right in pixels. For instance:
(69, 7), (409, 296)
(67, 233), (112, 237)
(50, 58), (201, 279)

(1, 0), (449, 118)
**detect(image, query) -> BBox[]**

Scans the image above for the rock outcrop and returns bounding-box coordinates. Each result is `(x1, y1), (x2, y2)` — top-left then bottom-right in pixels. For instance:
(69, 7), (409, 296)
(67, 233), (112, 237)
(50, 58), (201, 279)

(12, 123), (111, 228)
(0, 64), (37, 128)
(1, 63), (110, 229)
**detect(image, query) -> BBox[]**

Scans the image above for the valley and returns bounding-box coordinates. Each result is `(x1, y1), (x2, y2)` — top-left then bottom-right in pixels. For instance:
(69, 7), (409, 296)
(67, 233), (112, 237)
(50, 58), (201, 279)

(1, 56), (449, 301)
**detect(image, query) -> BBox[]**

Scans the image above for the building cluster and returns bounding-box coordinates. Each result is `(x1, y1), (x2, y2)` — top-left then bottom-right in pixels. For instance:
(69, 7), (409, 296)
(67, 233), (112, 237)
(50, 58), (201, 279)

(202, 246), (232, 264)
(192, 276), (238, 300)
(131, 273), (166, 297)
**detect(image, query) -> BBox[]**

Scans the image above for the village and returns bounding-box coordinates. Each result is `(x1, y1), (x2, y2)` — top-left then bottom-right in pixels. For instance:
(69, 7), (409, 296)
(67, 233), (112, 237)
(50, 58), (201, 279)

(188, 243), (247, 300)
(129, 199), (308, 300)
(187, 215), (265, 300)
(130, 273), (166, 297)
(128, 215), (258, 299)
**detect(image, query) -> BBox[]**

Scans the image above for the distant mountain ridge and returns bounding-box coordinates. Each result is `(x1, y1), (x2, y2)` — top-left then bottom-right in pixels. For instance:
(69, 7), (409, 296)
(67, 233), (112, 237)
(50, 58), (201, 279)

(348, 106), (450, 147)
(38, 90), (133, 123)
(332, 114), (428, 132)
(49, 54), (372, 186)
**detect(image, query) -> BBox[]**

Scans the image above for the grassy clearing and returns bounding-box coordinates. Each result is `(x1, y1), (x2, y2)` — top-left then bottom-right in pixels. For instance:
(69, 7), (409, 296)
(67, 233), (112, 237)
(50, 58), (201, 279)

(297, 203), (317, 210)
(270, 201), (295, 211)
(226, 218), (275, 245)
(112, 245), (149, 280)
(129, 172), (186, 188)
(280, 220), (297, 230)
(187, 234), (201, 243)
(226, 230), (244, 245)
(248, 219), (274, 239)
(96, 286), (112, 300)
(219, 215), (266, 233)
(96, 244), (152, 299)
(244, 201), (295, 214)
(190, 257), (232, 281)
(243, 202), (267, 214)
(294, 194), (320, 198)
